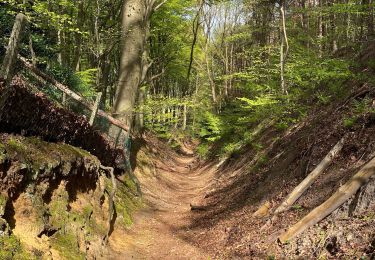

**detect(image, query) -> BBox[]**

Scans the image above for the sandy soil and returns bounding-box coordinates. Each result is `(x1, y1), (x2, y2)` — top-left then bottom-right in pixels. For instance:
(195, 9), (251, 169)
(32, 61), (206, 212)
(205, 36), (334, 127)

(108, 143), (215, 260)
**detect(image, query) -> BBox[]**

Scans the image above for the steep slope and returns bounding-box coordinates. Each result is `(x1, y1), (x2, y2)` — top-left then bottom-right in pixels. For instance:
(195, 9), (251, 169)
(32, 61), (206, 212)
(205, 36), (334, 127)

(180, 46), (375, 259)
(0, 135), (143, 259)
(0, 78), (141, 259)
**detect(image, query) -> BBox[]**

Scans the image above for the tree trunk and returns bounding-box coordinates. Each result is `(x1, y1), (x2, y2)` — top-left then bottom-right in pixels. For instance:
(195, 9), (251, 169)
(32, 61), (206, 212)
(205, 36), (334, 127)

(280, 0), (289, 95)
(134, 87), (146, 133)
(182, 103), (187, 130)
(29, 36), (37, 66)
(114, 0), (147, 127)
(72, 0), (85, 71)
(57, 30), (63, 65)
(318, 0), (323, 57)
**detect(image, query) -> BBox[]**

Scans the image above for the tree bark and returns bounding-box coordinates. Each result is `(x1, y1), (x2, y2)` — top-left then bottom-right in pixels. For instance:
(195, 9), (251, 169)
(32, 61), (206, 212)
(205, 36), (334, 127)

(280, 0), (289, 95)
(114, 0), (147, 127)
(72, 0), (84, 71)
(89, 92), (102, 126)
(182, 103), (187, 130)
(274, 137), (345, 214)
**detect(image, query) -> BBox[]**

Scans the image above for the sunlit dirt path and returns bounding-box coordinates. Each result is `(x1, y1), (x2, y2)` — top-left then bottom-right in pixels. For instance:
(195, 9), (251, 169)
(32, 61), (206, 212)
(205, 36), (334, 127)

(108, 142), (216, 259)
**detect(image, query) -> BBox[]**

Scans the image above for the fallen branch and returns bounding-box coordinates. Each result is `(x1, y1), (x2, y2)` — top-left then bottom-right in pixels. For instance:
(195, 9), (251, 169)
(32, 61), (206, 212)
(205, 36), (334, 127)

(274, 137), (345, 215)
(18, 56), (130, 132)
(279, 155), (375, 243)
(100, 165), (117, 245)
(190, 203), (207, 211)
(337, 84), (371, 111)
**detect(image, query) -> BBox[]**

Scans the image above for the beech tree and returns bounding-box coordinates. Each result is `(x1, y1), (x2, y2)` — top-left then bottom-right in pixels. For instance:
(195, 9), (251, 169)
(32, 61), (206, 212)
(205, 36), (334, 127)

(114, 0), (166, 128)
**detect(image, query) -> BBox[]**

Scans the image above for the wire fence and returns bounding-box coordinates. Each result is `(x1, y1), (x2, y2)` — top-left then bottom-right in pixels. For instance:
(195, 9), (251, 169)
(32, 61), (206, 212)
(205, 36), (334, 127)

(1, 13), (133, 172)
(22, 65), (133, 170)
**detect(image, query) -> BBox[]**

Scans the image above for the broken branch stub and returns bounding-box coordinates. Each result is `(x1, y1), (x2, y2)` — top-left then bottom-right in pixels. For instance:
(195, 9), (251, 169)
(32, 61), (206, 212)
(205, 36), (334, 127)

(274, 137), (345, 214)
(89, 92), (102, 126)
(252, 201), (272, 218)
(279, 155), (375, 243)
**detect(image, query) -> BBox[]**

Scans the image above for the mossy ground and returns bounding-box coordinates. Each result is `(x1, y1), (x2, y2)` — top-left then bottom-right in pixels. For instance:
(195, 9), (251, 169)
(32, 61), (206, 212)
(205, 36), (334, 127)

(0, 134), (141, 259)
(0, 234), (35, 260)
(2, 136), (100, 174)
(50, 233), (85, 260)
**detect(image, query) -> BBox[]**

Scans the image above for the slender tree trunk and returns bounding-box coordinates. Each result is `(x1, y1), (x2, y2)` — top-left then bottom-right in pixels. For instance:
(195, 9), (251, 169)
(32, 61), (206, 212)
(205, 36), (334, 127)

(280, 0), (289, 95)
(318, 0), (323, 57)
(367, 0), (375, 37)
(134, 87), (146, 132)
(29, 36), (36, 66)
(57, 30), (63, 65)
(182, 103), (187, 130)
(224, 44), (229, 97)
(72, 0), (84, 71)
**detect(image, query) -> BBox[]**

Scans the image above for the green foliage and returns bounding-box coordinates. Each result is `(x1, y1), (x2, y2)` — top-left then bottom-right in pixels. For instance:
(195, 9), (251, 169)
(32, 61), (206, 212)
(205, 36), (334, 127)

(0, 235), (34, 260)
(198, 111), (222, 142)
(353, 97), (374, 114)
(51, 233), (84, 260)
(46, 65), (97, 99)
(74, 68), (98, 99)
(291, 204), (304, 211)
(342, 97), (375, 128)
(196, 143), (210, 158)
(237, 95), (278, 109)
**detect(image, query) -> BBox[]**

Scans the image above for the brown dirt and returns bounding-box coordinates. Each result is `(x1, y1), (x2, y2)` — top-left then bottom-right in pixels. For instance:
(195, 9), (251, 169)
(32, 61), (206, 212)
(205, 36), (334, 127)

(106, 87), (375, 259)
(108, 135), (216, 259)
(104, 79), (375, 259)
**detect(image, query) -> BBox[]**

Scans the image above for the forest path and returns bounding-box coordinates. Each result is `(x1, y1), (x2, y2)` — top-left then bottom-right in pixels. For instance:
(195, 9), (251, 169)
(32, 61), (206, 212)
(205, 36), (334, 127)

(108, 143), (215, 259)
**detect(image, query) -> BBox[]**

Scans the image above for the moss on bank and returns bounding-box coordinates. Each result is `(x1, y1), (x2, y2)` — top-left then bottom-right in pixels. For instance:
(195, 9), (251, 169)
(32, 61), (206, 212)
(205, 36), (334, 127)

(0, 134), (142, 259)
(0, 234), (35, 260)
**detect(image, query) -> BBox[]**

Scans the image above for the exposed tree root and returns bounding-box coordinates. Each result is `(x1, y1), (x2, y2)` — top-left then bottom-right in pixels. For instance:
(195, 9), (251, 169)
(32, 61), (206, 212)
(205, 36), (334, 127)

(278, 155), (375, 243)
(190, 203), (207, 211)
(100, 165), (117, 245)
(252, 201), (272, 218)
(274, 137), (345, 215)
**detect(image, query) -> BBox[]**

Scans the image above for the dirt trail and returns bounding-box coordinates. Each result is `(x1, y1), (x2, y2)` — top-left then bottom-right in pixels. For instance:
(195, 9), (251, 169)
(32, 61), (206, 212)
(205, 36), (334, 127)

(109, 143), (216, 259)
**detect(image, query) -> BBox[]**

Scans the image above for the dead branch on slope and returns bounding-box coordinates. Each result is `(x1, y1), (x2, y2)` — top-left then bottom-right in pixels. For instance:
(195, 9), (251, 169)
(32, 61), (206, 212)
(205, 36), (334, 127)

(274, 136), (346, 215)
(278, 155), (375, 243)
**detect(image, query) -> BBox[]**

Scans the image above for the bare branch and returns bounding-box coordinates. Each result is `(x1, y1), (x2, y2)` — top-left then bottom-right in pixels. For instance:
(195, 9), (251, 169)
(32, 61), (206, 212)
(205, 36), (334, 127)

(153, 0), (168, 12)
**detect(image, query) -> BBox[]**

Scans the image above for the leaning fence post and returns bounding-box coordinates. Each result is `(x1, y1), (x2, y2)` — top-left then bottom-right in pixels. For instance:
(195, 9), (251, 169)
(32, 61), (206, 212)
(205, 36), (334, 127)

(89, 92), (102, 126)
(0, 13), (28, 85)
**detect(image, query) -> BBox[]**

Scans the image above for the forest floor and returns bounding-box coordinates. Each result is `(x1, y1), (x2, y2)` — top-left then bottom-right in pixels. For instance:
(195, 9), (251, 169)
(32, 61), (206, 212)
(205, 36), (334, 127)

(108, 139), (215, 259)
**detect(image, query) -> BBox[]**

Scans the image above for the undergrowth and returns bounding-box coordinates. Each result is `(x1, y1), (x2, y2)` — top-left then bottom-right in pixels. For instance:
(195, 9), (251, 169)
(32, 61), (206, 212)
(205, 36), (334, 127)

(0, 235), (35, 260)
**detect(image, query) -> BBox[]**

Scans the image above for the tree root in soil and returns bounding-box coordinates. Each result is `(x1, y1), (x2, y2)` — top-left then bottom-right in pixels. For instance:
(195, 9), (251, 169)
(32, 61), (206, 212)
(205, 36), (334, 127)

(99, 165), (117, 245)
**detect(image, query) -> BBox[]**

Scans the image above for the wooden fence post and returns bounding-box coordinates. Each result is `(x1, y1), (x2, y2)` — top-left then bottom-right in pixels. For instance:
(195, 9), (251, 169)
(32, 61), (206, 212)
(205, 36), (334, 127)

(0, 13), (27, 85)
(89, 92), (102, 126)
